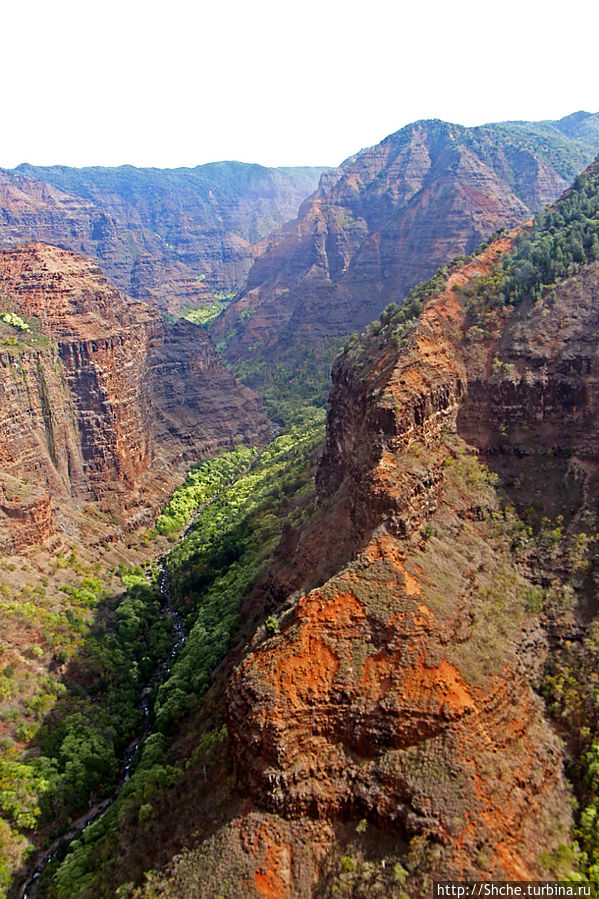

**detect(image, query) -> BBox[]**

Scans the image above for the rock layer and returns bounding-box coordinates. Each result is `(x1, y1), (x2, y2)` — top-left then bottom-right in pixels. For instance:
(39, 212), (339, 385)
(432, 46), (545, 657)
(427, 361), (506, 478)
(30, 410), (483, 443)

(0, 164), (324, 312)
(225, 238), (582, 880)
(214, 114), (599, 367)
(0, 243), (269, 550)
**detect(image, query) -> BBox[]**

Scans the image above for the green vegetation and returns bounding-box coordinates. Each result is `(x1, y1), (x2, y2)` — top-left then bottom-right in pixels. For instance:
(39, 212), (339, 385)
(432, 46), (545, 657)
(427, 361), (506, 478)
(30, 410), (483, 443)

(460, 168), (599, 312)
(0, 570), (173, 891)
(214, 304), (260, 357)
(155, 446), (256, 534)
(46, 731), (184, 899)
(465, 119), (599, 186)
(264, 615), (279, 636)
(35, 412), (324, 896)
(542, 581), (599, 887)
(376, 266), (449, 347)
(502, 169), (599, 303)
(510, 513), (599, 885)
(156, 414), (323, 730)
(0, 312), (30, 332)
(576, 741), (599, 884)
(233, 338), (344, 425)
(0, 310), (52, 355)
(182, 291), (235, 328)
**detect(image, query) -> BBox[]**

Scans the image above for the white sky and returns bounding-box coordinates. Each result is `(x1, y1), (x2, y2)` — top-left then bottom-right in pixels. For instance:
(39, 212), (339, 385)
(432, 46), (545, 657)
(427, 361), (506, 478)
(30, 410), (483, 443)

(2, 0), (598, 170)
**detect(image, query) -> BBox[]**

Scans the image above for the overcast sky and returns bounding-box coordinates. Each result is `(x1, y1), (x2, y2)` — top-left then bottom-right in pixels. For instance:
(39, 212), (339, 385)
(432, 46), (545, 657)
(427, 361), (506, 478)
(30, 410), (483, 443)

(2, 0), (598, 170)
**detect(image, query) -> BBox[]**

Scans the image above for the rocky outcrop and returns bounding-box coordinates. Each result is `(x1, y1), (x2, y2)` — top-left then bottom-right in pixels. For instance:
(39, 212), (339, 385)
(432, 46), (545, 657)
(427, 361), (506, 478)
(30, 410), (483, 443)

(213, 113), (599, 367)
(224, 237), (585, 881)
(0, 243), (269, 550)
(0, 164), (324, 312)
(0, 493), (53, 552)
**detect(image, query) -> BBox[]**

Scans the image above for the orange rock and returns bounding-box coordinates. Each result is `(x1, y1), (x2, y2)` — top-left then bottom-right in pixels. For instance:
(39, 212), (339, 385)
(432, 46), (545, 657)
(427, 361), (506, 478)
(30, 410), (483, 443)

(225, 231), (579, 880)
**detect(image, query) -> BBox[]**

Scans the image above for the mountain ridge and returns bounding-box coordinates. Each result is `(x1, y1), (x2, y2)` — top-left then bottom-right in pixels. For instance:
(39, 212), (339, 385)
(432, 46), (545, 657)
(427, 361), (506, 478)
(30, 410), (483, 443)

(212, 113), (599, 381)
(0, 162), (325, 313)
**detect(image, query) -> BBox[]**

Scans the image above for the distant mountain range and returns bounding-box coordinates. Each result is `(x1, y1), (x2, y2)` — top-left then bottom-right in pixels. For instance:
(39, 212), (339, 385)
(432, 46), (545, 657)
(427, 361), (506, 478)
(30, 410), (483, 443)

(0, 162), (325, 311)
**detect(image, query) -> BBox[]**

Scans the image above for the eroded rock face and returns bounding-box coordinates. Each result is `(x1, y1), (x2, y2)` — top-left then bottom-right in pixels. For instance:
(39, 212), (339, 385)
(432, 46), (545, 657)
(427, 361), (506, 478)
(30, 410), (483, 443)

(0, 494), (53, 552)
(225, 238), (583, 880)
(457, 260), (599, 521)
(213, 116), (599, 366)
(229, 552), (564, 878)
(0, 243), (269, 549)
(0, 164), (324, 312)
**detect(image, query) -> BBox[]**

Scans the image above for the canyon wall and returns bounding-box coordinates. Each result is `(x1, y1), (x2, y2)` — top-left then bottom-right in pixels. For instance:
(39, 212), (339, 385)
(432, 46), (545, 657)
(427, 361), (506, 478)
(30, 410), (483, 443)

(0, 243), (269, 552)
(214, 114), (599, 368)
(223, 237), (594, 885)
(0, 164), (324, 312)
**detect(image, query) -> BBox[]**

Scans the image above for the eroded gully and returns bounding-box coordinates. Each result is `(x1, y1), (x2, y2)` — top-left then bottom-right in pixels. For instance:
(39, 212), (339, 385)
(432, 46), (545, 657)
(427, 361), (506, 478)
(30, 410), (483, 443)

(19, 437), (275, 898)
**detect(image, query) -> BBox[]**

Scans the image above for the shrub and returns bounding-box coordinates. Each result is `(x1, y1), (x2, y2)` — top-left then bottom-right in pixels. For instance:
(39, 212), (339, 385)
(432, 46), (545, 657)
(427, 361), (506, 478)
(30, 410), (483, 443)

(265, 616), (279, 636)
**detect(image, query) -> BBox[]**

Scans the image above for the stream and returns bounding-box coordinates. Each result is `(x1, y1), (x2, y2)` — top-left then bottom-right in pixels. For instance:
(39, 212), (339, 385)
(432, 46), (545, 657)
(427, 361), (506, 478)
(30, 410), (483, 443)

(18, 437), (276, 898)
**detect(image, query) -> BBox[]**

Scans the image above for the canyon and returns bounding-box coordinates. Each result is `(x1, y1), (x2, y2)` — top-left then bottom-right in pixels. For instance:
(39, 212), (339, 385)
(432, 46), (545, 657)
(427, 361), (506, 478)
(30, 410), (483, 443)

(33, 158), (599, 897)
(1, 118), (599, 898)
(0, 163), (324, 312)
(0, 242), (268, 554)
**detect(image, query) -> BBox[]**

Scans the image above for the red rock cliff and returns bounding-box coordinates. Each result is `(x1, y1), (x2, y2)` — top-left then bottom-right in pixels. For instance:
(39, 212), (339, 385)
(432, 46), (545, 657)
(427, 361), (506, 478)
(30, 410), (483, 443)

(214, 117), (598, 368)
(0, 243), (269, 550)
(225, 237), (579, 882)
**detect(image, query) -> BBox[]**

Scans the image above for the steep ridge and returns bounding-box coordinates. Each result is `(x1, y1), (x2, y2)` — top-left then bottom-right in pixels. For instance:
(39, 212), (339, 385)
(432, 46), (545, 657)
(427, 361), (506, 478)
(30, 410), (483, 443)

(224, 237), (574, 884)
(213, 113), (599, 371)
(32, 159), (599, 897)
(0, 242), (269, 552)
(218, 167), (599, 888)
(1, 164), (324, 312)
